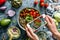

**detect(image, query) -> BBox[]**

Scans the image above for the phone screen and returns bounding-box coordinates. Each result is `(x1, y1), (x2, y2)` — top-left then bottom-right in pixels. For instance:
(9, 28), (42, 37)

(27, 15), (46, 30)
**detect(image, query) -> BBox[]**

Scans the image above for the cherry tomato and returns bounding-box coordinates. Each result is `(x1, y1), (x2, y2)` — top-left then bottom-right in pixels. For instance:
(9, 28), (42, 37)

(23, 13), (27, 17)
(24, 10), (27, 13)
(44, 3), (48, 8)
(35, 11), (39, 14)
(20, 13), (24, 17)
(36, 13), (40, 17)
(30, 11), (36, 18)
(30, 9), (35, 12)
(34, 1), (38, 5)
(33, 12), (37, 18)
(40, 2), (45, 7)
(33, 14), (36, 18)
(40, 0), (44, 3)
(26, 13), (28, 15)
(30, 10), (40, 18)
(0, 0), (6, 6)
(33, 12), (36, 15)
(30, 11), (33, 16)
(20, 13), (27, 17)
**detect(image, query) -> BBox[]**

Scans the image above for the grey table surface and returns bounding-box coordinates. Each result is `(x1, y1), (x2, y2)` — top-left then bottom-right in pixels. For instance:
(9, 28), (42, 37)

(0, 0), (58, 40)
(0, 0), (40, 40)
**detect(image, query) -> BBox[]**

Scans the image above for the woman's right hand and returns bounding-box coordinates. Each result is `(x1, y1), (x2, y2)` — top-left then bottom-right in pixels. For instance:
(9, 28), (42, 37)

(45, 15), (58, 34)
(45, 15), (60, 40)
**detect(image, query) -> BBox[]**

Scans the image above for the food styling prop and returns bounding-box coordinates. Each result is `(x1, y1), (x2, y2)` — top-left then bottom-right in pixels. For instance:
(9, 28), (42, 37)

(7, 26), (21, 40)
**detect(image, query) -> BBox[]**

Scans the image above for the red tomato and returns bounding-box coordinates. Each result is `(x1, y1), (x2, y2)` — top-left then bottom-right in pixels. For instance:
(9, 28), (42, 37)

(34, 1), (38, 5)
(30, 12), (33, 15)
(40, 2), (45, 7)
(33, 12), (36, 15)
(30, 9), (35, 12)
(0, 0), (6, 6)
(23, 13), (27, 17)
(26, 13), (28, 15)
(40, 0), (44, 3)
(36, 13), (40, 17)
(20, 13), (24, 17)
(30, 11), (37, 18)
(33, 12), (37, 18)
(44, 3), (48, 8)
(35, 11), (39, 13)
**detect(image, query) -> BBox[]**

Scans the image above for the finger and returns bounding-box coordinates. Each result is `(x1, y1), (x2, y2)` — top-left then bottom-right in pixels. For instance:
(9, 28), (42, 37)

(25, 27), (33, 39)
(26, 26), (39, 40)
(46, 15), (54, 23)
(26, 26), (38, 37)
(45, 15), (51, 24)
(27, 26), (34, 35)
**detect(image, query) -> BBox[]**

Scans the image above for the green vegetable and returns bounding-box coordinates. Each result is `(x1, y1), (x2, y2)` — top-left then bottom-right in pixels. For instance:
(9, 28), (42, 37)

(58, 29), (60, 32)
(54, 11), (60, 22)
(25, 15), (33, 22)
(0, 21), (1, 25)
(11, 0), (22, 8)
(0, 19), (11, 26)
(53, 19), (58, 26)
(35, 22), (41, 26)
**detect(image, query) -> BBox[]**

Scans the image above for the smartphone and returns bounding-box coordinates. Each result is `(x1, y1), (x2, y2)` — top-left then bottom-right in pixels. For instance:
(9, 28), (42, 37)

(27, 14), (47, 32)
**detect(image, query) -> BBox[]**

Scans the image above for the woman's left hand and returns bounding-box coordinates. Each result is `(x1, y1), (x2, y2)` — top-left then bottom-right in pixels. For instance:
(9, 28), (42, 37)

(25, 26), (39, 40)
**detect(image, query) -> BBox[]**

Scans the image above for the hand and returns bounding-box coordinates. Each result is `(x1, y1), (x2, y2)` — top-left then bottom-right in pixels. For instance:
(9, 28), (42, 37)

(25, 26), (39, 40)
(45, 15), (60, 40)
(45, 15), (58, 34)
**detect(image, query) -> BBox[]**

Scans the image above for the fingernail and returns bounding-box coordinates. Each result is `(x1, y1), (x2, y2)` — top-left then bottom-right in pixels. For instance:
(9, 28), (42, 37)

(25, 28), (27, 31)
(26, 28), (27, 30)
(26, 27), (28, 30)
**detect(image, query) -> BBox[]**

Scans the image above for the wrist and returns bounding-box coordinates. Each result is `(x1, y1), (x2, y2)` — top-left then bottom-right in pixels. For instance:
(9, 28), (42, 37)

(52, 29), (59, 36)
(53, 31), (60, 39)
